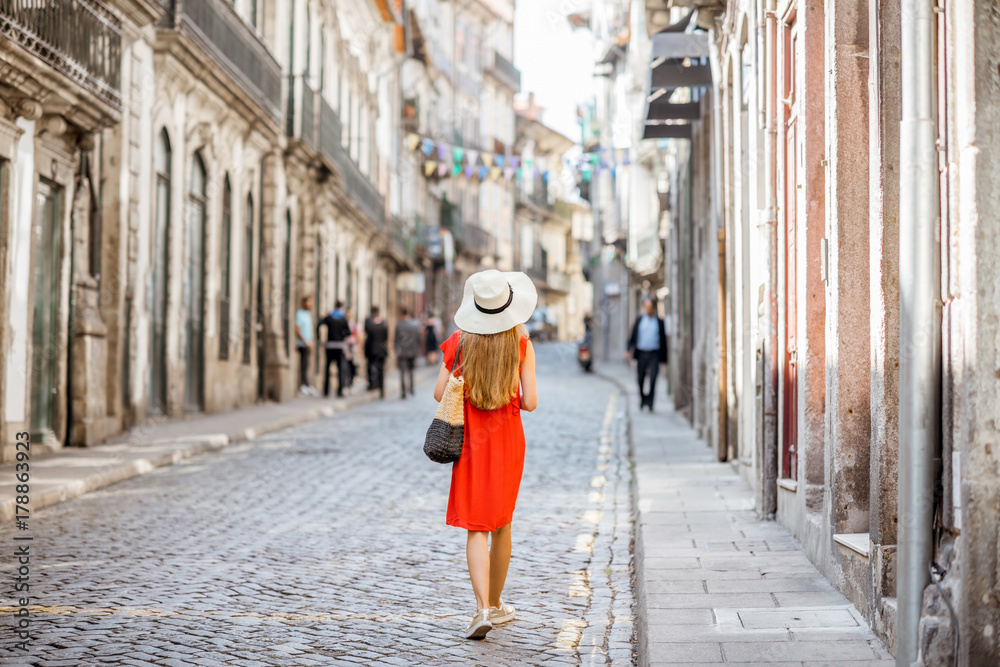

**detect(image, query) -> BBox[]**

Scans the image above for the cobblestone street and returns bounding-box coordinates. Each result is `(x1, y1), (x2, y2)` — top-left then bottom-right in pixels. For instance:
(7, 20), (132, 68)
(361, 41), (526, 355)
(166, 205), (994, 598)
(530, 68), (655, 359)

(0, 345), (634, 666)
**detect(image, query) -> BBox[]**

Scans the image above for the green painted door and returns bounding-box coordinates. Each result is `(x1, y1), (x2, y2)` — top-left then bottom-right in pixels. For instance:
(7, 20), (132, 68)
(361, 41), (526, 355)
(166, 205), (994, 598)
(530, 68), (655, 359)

(29, 180), (61, 437)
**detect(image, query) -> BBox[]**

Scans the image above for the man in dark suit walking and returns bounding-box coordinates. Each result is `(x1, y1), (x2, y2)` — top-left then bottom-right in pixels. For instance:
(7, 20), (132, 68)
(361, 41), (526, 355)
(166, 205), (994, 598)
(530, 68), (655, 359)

(626, 297), (668, 411)
(364, 306), (389, 399)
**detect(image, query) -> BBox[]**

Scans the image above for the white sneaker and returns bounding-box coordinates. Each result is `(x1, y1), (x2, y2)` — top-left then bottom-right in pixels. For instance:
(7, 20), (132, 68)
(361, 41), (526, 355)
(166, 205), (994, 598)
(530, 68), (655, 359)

(464, 609), (493, 639)
(489, 599), (515, 624)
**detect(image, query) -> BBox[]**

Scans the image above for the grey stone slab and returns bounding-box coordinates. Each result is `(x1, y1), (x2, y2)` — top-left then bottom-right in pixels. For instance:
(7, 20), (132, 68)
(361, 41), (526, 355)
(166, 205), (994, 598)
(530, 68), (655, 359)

(721, 640), (879, 662)
(773, 590), (854, 607)
(706, 577), (833, 594)
(737, 607), (860, 629)
(646, 642), (723, 663)
(645, 608), (717, 626)
(645, 593), (778, 609)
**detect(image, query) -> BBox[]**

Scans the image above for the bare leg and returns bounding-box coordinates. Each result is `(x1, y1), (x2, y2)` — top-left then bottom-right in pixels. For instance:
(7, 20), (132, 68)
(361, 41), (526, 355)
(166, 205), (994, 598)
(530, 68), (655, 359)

(488, 522), (512, 608)
(466, 531), (490, 610)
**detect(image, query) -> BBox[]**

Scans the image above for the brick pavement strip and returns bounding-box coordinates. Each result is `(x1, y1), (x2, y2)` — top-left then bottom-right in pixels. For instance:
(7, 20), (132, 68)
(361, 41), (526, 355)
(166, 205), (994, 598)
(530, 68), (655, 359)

(0, 344), (636, 666)
(595, 361), (894, 667)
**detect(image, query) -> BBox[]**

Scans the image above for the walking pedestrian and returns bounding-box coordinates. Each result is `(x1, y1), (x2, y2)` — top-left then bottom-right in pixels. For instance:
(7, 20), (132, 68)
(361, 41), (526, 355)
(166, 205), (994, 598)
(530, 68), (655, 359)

(295, 295), (316, 396)
(364, 306), (389, 398)
(424, 313), (439, 365)
(394, 307), (421, 398)
(345, 309), (359, 391)
(318, 301), (352, 398)
(432, 269), (538, 640)
(626, 297), (668, 411)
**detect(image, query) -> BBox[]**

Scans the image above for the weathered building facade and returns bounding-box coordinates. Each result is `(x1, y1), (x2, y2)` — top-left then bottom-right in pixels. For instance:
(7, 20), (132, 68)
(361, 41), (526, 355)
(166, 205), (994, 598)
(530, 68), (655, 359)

(631, 0), (1000, 663)
(0, 0), (413, 461)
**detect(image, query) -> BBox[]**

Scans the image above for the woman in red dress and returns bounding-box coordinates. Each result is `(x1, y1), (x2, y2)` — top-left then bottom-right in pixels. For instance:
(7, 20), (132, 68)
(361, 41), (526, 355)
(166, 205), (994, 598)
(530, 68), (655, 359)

(433, 270), (538, 640)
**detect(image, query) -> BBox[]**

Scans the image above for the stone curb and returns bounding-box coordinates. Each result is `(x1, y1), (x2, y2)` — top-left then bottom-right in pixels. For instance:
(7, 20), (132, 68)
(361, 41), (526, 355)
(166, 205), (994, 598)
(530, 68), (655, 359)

(593, 363), (653, 667)
(1, 369), (436, 523)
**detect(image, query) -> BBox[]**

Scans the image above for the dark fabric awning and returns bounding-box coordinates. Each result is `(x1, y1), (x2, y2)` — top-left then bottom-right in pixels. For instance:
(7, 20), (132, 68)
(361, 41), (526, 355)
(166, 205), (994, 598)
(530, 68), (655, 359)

(642, 124), (693, 140)
(642, 15), (711, 141)
(647, 100), (701, 120)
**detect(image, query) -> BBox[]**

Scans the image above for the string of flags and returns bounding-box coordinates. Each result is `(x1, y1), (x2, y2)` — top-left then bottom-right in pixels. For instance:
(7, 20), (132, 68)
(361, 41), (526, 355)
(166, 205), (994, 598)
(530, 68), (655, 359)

(566, 147), (633, 183)
(406, 133), (527, 182)
(405, 133), (634, 184)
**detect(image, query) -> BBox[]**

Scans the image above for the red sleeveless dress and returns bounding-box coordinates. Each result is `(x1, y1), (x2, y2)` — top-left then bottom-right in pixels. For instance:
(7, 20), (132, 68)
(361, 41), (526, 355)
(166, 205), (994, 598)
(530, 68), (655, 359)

(440, 330), (528, 531)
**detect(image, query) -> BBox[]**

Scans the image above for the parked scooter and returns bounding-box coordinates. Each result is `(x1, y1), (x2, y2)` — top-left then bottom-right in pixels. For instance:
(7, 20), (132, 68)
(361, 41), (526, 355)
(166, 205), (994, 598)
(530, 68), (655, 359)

(578, 316), (594, 373)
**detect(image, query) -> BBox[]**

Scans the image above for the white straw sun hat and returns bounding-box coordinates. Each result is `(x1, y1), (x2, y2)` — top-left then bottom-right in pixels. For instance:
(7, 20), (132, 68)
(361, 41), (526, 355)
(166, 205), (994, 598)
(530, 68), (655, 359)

(454, 269), (538, 335)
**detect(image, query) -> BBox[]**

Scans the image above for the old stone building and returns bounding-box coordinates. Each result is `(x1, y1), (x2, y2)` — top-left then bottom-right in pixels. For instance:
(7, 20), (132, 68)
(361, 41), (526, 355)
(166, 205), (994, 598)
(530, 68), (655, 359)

(621, 0), (1000, 663)
(0, 0), (414, 460)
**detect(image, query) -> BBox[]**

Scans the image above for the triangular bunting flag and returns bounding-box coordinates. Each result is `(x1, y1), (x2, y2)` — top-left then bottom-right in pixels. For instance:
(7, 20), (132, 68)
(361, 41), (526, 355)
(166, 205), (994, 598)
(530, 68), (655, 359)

(467, 150), (480, 166)
(496, 155), (505, 168)
(453, 147), (465, 163)
(516, 167), (523, 179)
(438, 162), (448, 177)
(482, 153), (493, 168)
(421, 139), (434, 156)
(542, 170), (550, 183)
(437, 145), (447, 160)
(453, 163), (462, 177)
(478, 165), (488, 180)
(464, 165), (475, 178)
(504, 166), (515, 180)
(424, 161), (437, 176)
(511, 156), (520, 169)
(491, 166), (502, 181)
(407, 134), (420, 152)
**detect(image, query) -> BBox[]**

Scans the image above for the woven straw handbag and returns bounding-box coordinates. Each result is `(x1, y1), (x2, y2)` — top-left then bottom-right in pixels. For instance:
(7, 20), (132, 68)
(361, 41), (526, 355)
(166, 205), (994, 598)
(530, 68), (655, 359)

(424, 337), (464, 463)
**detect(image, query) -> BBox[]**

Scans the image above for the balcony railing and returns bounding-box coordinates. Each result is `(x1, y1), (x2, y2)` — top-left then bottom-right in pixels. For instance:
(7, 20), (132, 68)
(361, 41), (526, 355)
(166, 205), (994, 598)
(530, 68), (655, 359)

(0, 0), (122, 108)
(517, 178), (550, 210)
(159, 0), (282, 120)
(387, 215), (413, 261)
(487, 51), (520, 92)
(317, 94), (343, 169)
(454, 221), (494, 258)
(286, 75), (316, 151)
(335, 150), (385, 232)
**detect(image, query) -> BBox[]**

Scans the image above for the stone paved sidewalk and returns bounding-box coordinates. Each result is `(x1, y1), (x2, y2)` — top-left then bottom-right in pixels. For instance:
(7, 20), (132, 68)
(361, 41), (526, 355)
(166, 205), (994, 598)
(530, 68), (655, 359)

(0, 366), (437, 523)
(596, 361), (894, 667)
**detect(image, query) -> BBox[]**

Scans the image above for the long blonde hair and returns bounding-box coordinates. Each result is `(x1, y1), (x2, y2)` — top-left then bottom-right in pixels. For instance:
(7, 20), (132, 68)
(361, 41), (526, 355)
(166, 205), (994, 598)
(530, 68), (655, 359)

(460, 323), (527, 411)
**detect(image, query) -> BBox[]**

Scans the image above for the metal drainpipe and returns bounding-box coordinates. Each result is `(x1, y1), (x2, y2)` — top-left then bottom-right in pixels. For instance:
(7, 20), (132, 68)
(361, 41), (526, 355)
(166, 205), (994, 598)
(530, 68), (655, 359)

(897, 0), (940, 664)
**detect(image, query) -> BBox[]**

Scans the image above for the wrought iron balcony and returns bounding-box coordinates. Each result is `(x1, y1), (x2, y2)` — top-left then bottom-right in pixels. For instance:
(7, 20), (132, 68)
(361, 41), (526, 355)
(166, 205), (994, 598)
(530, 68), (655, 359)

(486, 51), (520, 93)
(0, 0), (122, 108)
(317, 94), (343, 169)
(524, 246), (548, 283)
(286, 75), (316, 151)
(158, 0), (282, 121)
(517, 178), (550, 210)
(286, 76), (344, 171)
(453, 221), (494, 258)
(335, 150), (385, 232)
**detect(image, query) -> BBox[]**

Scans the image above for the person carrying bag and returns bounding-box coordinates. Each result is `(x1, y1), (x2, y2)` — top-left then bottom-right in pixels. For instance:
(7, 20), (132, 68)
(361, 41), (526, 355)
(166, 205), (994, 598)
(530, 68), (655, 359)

(429, 269), (538, 641)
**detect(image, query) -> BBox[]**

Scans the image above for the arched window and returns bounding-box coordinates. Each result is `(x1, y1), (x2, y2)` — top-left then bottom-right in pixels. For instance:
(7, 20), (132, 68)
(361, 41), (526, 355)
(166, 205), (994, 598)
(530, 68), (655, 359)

(149, 129), (171, 414)
(218, 174), (233, 360)
(242, 193), (255, 364)
(184, 152), (208, 412)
